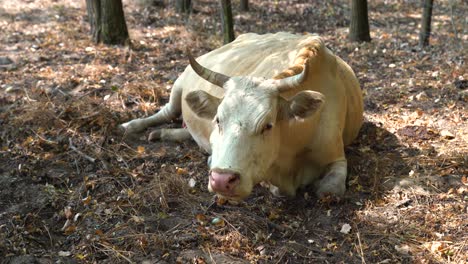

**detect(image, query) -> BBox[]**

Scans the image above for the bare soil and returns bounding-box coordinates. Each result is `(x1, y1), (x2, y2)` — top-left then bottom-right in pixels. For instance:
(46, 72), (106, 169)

(0, 0), (466, 263)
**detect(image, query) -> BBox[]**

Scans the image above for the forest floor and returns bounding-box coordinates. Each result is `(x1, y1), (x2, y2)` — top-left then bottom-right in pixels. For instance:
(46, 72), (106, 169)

(0, 0), (467, 263)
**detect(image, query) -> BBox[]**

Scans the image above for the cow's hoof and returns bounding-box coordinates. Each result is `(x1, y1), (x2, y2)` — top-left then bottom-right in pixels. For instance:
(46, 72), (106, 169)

(315, 178), (346, 198)
(148, 129), (162, 142)
(119, 119), (146, 135)
(117, 124), (127, 135)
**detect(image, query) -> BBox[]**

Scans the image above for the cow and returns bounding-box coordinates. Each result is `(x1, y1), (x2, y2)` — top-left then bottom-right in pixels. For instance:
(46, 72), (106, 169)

(120, 32), (363, 200)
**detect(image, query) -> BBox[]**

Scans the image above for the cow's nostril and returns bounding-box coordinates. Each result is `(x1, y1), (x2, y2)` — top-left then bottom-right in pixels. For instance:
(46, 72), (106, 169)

(228, 174), (240, 184)
(225, 174), (240, 190)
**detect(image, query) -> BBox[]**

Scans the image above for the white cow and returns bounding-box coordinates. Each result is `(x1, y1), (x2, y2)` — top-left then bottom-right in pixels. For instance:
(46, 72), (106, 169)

(121, 32), (363, 200)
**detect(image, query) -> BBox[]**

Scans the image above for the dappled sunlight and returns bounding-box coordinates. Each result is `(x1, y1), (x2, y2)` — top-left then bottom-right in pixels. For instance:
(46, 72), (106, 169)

(0, 0), (466, 263)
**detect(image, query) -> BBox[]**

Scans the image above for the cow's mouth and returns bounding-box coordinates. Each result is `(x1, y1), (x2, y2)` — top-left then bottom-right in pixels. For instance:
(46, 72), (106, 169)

(209, 181), (239, 198)
(208, 180), (245, 200)
(215, 192), (243, 201)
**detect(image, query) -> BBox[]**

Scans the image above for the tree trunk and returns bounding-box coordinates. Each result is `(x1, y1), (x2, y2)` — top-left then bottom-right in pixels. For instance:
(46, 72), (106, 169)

(220, 0), (235, 44)
(240, 0), (249, 12)
(175, 0), (191, 13)
(419, 0), (433, 47)
(349, 0), (371, 42)
(86, 0), (129, 45)
(86, 0), (101, 43)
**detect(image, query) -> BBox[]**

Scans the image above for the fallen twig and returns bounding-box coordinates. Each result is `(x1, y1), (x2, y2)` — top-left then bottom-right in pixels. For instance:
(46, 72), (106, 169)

(68, 138), (96, 163)
(356, 231), (366, 264)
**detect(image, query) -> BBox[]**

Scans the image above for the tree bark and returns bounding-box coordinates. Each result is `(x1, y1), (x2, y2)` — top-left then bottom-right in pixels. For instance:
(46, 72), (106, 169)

(240, 0), (249, 12)
(175, 0), (191, 14)
(349, 0), (371, 42)
(86, 0), (129, 45)
(220, 0), (235, 44)
(86, 0), (101, 43)
(419, 0), (433, 47)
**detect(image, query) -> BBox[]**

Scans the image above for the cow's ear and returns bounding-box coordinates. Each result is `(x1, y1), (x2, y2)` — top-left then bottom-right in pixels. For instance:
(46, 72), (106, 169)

(185, 90), (221, 119)
(278, 91), (325, 121)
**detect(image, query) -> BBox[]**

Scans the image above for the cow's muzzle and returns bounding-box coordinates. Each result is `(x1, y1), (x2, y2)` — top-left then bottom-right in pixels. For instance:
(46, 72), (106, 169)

(209, 169), (240, 196)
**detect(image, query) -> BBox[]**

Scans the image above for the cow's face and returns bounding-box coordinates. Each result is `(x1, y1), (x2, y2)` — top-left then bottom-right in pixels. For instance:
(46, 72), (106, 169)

(185, 55), (324, 199)
(208, 78), (282, 199)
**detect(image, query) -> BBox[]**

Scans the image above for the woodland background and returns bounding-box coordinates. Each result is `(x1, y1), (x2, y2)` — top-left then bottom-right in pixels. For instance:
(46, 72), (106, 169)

(0, 0), (466, 263)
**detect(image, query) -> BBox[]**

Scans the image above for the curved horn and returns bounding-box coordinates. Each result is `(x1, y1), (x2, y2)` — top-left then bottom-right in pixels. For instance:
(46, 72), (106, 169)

(274, 60), (309, 93)
(188, 52), (230, 88)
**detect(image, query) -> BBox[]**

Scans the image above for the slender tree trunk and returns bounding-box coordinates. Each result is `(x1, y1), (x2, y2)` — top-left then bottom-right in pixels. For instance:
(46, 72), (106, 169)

(220, 0), (235, 44)
(86, 0), (129, 45)
(175, 0), (191, 13)
(349, 0), (371, 42)
(419, 0), (433, 47)
(240, 0), (249, 12)
(86, 0), (101, 43)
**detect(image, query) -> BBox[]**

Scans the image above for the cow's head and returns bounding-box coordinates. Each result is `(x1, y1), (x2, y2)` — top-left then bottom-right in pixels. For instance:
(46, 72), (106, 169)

(186, 55), (325, 200)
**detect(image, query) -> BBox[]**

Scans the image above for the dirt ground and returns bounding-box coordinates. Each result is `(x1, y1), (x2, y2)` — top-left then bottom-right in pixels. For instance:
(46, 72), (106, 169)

(0, 0), (467, 263)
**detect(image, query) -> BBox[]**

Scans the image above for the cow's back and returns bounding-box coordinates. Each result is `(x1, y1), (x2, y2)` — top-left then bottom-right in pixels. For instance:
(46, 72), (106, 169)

(335, 56), (363, 145)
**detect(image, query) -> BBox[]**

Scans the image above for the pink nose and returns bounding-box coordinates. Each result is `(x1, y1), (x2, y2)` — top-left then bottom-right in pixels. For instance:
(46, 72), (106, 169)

(210, 170), (240, 194)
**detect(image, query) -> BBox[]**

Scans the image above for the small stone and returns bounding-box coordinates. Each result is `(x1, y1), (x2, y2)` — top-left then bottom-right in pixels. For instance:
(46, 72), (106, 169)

(188, 178), (196, 188)
(256, 245), (267, 256)
(415, 91), (428, 101)
(211, 217), (222, 225)
(340, 223), (352, 234)
(395, 244), (410, 255)
(0, 56), (17, 71)
(388, 63), (396, 68)
(0, 56), (13, 65)
(58, 251), (71, 257)
(29, 54), (49, 62)
(440, 130), (455, 139)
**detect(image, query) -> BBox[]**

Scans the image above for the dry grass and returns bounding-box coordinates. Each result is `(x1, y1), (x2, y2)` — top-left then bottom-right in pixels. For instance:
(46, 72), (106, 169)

(0, 0), (466, 263)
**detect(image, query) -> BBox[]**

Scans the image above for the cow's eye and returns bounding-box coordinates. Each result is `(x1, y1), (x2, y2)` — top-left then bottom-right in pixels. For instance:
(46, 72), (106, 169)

(215, 117), (223, 133)
(262, 123), (273, 134)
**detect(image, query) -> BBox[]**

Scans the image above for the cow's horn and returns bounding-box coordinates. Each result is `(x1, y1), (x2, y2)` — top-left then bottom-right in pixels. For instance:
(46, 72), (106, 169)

(274, 60), (309, 93)
(188, 52), (230, 88)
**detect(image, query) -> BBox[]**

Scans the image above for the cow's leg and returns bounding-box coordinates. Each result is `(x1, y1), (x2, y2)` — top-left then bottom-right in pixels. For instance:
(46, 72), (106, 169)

(148, 128), (192, 142)
(119, 84), (183, 134)
(315, 159), (347, 197)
